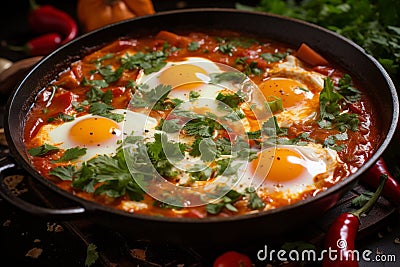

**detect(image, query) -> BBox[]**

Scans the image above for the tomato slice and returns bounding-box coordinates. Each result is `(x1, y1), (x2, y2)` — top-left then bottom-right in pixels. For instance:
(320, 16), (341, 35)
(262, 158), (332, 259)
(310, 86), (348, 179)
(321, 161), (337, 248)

(213, 251), (253, 267)
(46, 91), (74, 117)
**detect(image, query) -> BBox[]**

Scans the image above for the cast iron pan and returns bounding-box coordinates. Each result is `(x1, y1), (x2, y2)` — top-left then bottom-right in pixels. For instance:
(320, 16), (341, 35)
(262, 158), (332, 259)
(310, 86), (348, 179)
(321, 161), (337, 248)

(0, 9), (398, 245)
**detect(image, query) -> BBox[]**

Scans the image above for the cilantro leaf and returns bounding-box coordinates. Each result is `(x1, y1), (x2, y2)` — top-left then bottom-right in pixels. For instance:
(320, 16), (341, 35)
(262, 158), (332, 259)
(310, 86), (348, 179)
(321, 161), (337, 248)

(260, 51), (289, 62)
(216, 92), (244, 109)
(121, 51), (167, 75)
(245, 187), (265, 210)
(54, 147), (87, 163)
(28, 144), (59, 157)
(188, 41), (200, 51)
(49, 165), (76, 181)
(85, 243), (99, 267)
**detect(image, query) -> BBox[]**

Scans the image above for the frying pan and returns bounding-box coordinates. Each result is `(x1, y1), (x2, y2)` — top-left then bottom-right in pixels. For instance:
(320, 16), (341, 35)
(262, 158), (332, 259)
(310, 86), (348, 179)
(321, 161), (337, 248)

(0, 9), (398, 245)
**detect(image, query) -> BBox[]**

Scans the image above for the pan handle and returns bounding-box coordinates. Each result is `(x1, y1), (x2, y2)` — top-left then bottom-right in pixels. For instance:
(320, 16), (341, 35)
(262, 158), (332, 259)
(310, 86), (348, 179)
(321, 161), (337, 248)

(0, 155), (87, 219)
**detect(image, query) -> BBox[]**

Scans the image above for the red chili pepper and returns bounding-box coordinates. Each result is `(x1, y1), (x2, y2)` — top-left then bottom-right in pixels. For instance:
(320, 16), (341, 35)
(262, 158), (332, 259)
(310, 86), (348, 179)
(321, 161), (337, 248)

(28, 0), (78, 44)
(361, 157), (400, 206)
(322, 174), (387, 267)
(7, 33), (62, 56)
(213, 251), (253, 267)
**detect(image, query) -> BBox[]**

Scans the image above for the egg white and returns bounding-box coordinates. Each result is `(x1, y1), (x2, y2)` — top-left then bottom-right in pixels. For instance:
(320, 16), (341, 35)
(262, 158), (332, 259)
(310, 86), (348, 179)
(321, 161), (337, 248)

(246, 143), (338, 198)
(263, 55), (327, 127)
(33, 109), (157, 165)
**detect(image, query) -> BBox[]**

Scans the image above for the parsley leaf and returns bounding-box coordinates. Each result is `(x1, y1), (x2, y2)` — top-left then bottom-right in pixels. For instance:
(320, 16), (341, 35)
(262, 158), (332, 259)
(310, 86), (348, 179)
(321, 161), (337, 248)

(85, 243), (99, 267)
(206, 189), (243, 214)
(131, 84), (176, 111)
(49, 165), (76, 181)
(188, 41), (200, 51)
(121, 51), (167, 75)
(216, 92), (245, 109)
(260, 51), (290, 62)
(245, 187), (265, 210)
(53, 147), (87, 163)
(28, 144), (59, 156)
(189, 90), (200, 101)
(318, 77), (359, 131)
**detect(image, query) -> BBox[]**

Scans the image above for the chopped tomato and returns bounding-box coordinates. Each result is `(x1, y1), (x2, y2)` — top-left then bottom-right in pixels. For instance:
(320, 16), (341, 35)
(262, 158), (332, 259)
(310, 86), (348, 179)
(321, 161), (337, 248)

(296, 43), (329, 66)
(213, 251), (253, 267)
(46, 91), (74, 117)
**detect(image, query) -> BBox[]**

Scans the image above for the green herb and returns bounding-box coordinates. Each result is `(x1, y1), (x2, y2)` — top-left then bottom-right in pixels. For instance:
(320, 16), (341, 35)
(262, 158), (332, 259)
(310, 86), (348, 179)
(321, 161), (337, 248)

(88, 102), (124, 123)
(188, 41), (200, 51)
(218, 43), (235, 56)
(81, 77), (108, 89)
(69, 146), (145, 200)
(93, 53), (114, 63)
(260, 51), (290, 62)
(337, 74), (361, 103)
(156, 118), (181, 133)
(97, 65), (124, 84)
(246, 130), (261, 140)
(121, 50), (167, 75)
(188, 165), (213, 181)
(245, 187), (265, 210)
(189, 90), (200, 101)
(318, 77), (359, 131)
(131, 84), (176, 111)
(85, 243), (99, 267)
(28, 144), (59, 156)
(235, 57), (263, 76)
(206, 189), (243, 214)
(147, 133), (185, 178)
(216, 92), (245, 109)
(72, 100), (89, 112)
(248, 0), (400, 84)
(57, 113), (75, 122)
(209, 71), (247, 84)
(183, 117), (217, 138)
(266, 96), (284, 113)
(53, 147), (87, 163)
(49, 165), (76, 181)
(262, 116), (288, 136)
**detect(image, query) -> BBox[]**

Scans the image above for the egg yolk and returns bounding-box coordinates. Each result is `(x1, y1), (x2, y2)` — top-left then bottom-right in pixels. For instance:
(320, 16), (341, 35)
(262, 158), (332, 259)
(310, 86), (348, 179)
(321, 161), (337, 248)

(159, 64), (208, 88)
(70, 117), (121, 146)
(252, 147), (307, 183)
(259, 78), (310, 109)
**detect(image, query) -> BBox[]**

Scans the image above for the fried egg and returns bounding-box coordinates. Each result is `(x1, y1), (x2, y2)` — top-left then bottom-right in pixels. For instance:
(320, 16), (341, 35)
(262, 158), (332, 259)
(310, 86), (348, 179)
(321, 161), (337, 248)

(261, 55), (327, 127)
(136, 56), (222, 89)
(33, 109), (157, 164)
(247, 143), (338, 199)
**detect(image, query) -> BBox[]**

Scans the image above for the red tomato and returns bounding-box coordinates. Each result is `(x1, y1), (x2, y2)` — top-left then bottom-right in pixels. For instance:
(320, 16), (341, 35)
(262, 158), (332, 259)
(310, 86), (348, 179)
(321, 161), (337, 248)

(213, 251), (253, 267)
(46, 91), (74, 117)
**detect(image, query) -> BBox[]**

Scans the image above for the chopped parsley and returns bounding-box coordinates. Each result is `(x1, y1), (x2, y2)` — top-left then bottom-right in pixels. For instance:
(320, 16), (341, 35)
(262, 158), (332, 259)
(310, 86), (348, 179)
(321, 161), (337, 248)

(216, 91), (245, 109)
(121, 50), (167, 75)
(260, 51), (290, 62)
(187, 41), (200, 51)
(53, 147), (87, 163)
(28, 144), (59, 157)
(235, 57), (263, 76)
(318, 77), (359, 131)
(206, 189), (243, 214)
(189, 90), (200, 101)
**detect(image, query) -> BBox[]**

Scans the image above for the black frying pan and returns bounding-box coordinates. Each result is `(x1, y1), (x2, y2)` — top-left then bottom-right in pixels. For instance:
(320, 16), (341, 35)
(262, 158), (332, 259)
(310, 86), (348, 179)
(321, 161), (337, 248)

(0, 9), (398, 245)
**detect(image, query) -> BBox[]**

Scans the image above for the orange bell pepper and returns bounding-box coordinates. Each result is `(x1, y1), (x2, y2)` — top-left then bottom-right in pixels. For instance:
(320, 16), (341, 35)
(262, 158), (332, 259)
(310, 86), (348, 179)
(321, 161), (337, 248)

(77, 0), (155, 32)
